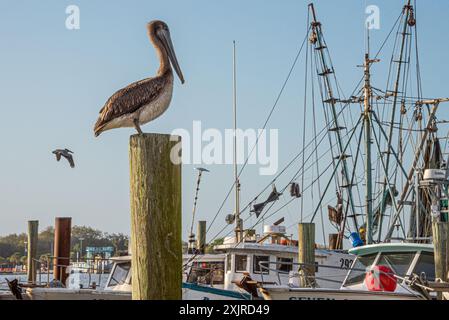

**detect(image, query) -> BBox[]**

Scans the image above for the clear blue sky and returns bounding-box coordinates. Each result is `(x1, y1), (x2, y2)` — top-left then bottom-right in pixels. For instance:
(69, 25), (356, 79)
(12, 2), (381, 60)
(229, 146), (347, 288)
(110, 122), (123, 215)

(1, 1), (449, 245)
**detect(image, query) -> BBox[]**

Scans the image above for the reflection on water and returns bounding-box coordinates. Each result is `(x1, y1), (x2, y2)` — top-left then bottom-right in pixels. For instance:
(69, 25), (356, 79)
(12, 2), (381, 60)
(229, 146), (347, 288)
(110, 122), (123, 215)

(0, 273), (108, 290)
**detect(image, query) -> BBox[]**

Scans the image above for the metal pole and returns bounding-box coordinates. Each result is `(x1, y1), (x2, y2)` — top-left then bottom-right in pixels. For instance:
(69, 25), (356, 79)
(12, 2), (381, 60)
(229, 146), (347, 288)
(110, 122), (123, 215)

(233, 40), (242, 242)
(364, 53), (374, 244)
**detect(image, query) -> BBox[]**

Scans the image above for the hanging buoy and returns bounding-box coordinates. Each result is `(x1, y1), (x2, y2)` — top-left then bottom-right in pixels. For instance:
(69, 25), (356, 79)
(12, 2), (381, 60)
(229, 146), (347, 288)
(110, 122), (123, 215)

(365, 265), (397, 292)
(290, 182), (301, 198)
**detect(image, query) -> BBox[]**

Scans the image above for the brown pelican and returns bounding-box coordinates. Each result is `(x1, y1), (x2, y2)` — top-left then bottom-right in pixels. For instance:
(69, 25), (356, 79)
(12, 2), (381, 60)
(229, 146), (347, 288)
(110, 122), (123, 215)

(94, 20), (185, 137)
(52, 149), (75, 168)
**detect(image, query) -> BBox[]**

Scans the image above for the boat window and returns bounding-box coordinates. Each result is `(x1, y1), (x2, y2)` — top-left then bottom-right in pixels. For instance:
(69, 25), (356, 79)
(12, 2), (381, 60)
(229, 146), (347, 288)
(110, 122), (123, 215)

(276, 257), (293, 273)
(412, 252), (435, 281)
(235, 255), (248, 273)
(108, 262), (130, 287)
(344, 253), (377, 286)
(253, 255), (270, 274)
(376, 252), (415, 277)
(187, 261), (225, 285)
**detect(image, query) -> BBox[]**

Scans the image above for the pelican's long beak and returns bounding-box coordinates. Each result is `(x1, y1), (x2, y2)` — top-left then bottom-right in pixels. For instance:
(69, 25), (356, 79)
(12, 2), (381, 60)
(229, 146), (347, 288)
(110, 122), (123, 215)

(159, 29), (185, 84)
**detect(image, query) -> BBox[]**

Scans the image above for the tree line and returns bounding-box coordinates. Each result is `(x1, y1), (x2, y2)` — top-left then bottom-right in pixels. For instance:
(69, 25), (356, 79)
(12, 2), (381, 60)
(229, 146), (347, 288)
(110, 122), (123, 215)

(0, 225), (129, 266)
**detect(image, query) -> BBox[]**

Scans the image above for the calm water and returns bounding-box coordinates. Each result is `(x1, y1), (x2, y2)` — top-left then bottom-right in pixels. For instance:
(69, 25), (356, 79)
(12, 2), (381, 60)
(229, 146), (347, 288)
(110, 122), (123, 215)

(0, 273), (108, 290)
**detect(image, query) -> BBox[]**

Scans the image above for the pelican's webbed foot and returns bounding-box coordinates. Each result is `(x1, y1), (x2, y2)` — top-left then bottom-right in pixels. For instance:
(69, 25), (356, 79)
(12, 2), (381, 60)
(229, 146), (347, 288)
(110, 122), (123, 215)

(133, 119), (143, 135)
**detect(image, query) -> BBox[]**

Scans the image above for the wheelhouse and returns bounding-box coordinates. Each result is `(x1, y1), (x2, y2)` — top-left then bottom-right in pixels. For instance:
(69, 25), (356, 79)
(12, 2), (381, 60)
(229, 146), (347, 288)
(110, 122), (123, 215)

(342, 243), (434, 292)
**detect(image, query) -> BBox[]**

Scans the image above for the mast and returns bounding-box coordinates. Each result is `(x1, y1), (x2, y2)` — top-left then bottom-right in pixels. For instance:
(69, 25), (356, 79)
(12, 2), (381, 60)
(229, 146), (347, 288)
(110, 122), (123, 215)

(363, 52), (376, 244)
(188, 168), (209, 253)
(233, 41), (243, 242)
(378, 0), (413, 240)
(308, 3), (358, 231)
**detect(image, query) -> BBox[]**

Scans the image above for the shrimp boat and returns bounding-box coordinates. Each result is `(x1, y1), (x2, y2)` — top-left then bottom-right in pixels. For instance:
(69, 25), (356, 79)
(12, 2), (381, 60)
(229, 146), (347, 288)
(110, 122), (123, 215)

(18, 254), (250, 300)
(259, 243), (437, 300)
(257, 0), (449, 300)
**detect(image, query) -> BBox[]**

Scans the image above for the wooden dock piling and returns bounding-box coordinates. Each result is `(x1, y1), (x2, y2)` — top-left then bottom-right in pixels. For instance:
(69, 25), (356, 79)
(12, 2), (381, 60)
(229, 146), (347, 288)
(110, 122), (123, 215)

(27, 220), (39, 284)
(298, 223), (315, 287)
(432, 221), (449, 300)
(129, 134), (182, 300)
(197, 221), (206, 254)
(53, 217), (72, 285)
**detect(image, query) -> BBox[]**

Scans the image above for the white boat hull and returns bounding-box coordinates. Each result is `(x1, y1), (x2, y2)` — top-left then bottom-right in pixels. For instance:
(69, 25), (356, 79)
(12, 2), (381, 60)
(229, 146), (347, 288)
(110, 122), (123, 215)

(259, 286), (420, 300)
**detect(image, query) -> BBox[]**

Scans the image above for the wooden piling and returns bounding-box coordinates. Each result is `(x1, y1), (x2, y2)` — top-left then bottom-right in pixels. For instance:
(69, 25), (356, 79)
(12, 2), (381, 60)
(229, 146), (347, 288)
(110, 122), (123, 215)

(432, 221), (449, 300)
(53, 217), (72, 285)
(129, 134), (182, 300)
(298, 223), (315, 287)
(27, 220), (39, 284)
(197, 221), (206, 254)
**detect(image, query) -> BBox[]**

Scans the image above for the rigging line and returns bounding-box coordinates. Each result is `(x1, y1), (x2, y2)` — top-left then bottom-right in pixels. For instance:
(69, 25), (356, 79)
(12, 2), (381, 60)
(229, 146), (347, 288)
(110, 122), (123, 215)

(379, 10), (404, 162)
(310, 115), (364, 223)
(195, 45), (370, 263)
(237, 88), (360, 220)
(211, 136), (339, 248)
(204, 25), (311, 237)
(380, 3), (412, 221)
(300, 16), (310, 223)
(234, 6), (402, 238)
(342, 113), (366, 232)
(239, 26), (311, 178)
(313, 51), (339, 189)
(371, 110), (404, 239)
(310, 43), (327, 246)
(413, 0), (423, 101)
(331, 68), (364, 209)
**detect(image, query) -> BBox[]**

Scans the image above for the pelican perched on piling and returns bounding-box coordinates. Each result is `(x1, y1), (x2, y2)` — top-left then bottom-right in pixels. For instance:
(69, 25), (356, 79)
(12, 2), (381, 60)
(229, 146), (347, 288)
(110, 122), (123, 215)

(52, 149), (75, 168)
(94, 20), (185, 137)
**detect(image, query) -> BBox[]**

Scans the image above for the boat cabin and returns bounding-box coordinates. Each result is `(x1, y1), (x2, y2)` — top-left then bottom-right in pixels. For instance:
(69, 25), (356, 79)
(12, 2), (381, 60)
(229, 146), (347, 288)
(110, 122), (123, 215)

(214, 238), (352, 290)
(341, 243), (435, 293)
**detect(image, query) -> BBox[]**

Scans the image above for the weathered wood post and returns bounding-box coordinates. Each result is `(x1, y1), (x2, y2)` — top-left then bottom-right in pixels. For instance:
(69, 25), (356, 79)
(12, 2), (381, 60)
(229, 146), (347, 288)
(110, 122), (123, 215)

(432, 221), (449, 300)
(129, 134), (182, 300)
(197, 221), (206, 254)
(27, 220), (39, 284)
(298, 223), (315, 287)
(53, 217), (72, 285)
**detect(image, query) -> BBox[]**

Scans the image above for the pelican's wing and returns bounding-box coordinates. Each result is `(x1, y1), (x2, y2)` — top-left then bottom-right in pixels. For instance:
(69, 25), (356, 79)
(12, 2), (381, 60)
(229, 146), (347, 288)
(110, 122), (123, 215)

(65, 154), (75, 168)
(94, 74), (168, 135)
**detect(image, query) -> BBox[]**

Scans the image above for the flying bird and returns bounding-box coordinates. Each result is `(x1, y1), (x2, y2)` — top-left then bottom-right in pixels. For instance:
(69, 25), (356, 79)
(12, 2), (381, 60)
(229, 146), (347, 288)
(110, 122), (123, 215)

(52, 149), (75, 168)
(94, 20), (185, 137)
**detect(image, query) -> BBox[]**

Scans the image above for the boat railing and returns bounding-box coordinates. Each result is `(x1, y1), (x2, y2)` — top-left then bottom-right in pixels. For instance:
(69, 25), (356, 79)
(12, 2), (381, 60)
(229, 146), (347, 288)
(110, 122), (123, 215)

(257, 260), (435, 298)
(28, 256), (114, 289)
(258, 261), (351, 287)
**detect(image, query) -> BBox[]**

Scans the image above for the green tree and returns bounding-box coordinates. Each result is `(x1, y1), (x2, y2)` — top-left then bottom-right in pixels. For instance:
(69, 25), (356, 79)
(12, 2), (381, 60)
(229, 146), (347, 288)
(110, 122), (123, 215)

(205, 238), (224, 253)
(38, 226), (54, 257)
(9, 252), (21, 265)
(107, 233), (129, 255)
